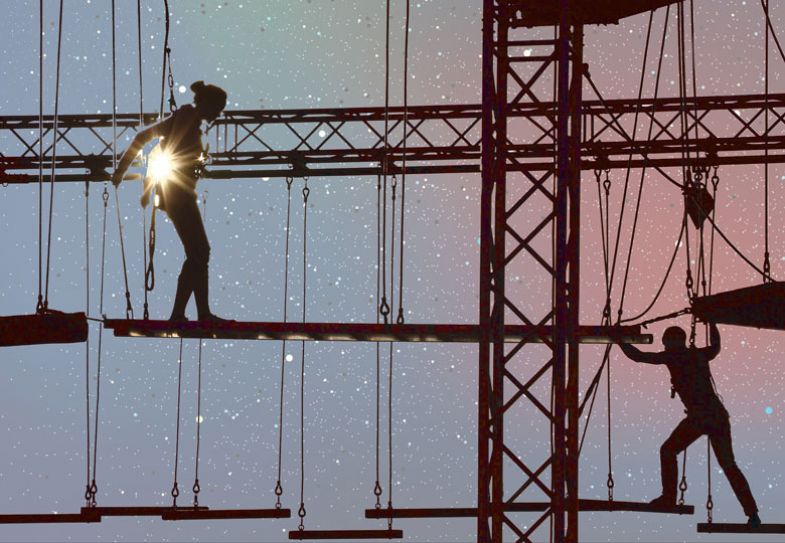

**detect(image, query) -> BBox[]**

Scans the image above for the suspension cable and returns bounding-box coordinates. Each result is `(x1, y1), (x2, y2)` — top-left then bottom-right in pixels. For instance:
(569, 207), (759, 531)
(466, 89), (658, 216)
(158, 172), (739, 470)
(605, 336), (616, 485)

(764, 1), (771, 281)
(171, 339), (184, 508)
(760, 0), (785, 66)
(192, 340), (203, 508)
(706, 438), (714, 523)
(137, 0), (150, 320)
(297, 179), (310, 532)
(36, 0), (44, 313)
(275, 177), (294, 509)
(89, 186), (110, 507)
(43, 0), (65, 311)
(159, 0), (176, 117)
(379, 0), (392, 323)
(83, 180), (92, 504)
(396, 0), (411, 326)
(373, 174), (383, 508)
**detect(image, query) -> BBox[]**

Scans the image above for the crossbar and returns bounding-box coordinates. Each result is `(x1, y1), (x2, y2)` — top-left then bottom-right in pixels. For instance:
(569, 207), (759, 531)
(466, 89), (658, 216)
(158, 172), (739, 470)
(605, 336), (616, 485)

(0, 312), (87, 347)
(288, 529), (403, 540)
(365, 500), (694, 519)
(104, 320), (650, 344)
(83, 506), (206, 517)
(698, 523), (785, 534)
(162, 508), (291, 520)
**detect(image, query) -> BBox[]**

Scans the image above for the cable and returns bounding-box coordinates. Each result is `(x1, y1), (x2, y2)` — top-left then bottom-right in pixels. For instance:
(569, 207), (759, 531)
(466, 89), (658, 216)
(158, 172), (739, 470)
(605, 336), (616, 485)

(43, 0), (65, 311)
(83, 180), (92, 504)
(297, 179), (310, 532)
(764, 1), (772, 281)
(36, 0), (44, 313)
(379, 0), (391, 323)
(192, 340), (203, 508)
(89, 186), (110, 507)
(760, 0), (785, 67)
(274, 178), (294, 509)
(396, 0), (411, 326)
(171, 339), (184, 507)
(373, 174), (383, 508)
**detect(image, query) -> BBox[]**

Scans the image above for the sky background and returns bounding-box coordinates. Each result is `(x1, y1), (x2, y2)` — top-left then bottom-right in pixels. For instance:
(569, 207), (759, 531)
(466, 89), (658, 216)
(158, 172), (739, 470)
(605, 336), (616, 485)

(1, 1), (785, 542)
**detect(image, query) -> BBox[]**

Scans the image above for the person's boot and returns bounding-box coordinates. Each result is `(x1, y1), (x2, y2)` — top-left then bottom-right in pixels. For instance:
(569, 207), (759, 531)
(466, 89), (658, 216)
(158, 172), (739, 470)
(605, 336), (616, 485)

(748, 512), (762, 528)
(169, 270), (192, 322)
(648, 495), (677, 509)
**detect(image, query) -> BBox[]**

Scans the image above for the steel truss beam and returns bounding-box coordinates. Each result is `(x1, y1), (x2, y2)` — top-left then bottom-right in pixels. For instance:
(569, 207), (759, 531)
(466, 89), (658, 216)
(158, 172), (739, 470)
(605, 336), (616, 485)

(479, 2), (584, 542)
(3, 92), (785, 183)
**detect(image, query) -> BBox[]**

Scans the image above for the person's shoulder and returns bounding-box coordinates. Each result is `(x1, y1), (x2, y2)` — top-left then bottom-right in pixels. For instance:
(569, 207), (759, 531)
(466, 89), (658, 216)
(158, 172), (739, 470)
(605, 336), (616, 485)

(175, 104), (199, 123)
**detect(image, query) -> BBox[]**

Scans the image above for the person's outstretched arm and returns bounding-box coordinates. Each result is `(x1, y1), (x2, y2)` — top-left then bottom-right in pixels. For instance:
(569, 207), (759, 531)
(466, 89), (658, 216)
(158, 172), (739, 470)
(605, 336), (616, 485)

(111, 119), (170, 186)
(701, 321), (721, 361)
(617, 341), (663, 365)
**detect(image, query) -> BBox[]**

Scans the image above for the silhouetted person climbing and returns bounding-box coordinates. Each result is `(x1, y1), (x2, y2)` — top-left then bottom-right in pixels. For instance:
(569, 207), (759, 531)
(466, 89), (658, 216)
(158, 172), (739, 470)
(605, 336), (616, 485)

(112, 81), (228, 323)
(617, 322), (760, 527)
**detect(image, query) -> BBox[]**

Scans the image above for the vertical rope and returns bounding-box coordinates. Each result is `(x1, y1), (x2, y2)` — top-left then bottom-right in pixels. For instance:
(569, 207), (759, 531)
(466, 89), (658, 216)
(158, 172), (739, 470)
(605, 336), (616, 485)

(297, 179), (310, 531)
(764, 0), (771, 281)
(379, 0), (391, 323)
(192, 340), (203, 508)
(44, 0), (65, 310)
(396, 0), (411, 325)
(36, 0), (44, 313)
(89, 186), (110, 507)
(373, 174), (383, 508)
(706, 437), (713, 523)
(83, 180), (92, 504)
(171, 338), (184, 507)
(274, 178), (294, 509)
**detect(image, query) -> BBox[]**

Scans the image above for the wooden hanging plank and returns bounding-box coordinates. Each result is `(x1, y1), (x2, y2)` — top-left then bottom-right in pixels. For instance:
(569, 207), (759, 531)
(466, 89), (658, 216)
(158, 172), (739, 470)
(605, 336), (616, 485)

(162, 508), (291, 520)
(104, 320), (650, 345)
(366, 500), (694, 518)
(0, 510), (100, 524)
(0, 312), (88, 347)
(692, 282), (785, 331)
(513, 0), (681, 27)
(698, 522), (785, 534)
(288, 529), (403, 540)
(84, 506), (206, 517)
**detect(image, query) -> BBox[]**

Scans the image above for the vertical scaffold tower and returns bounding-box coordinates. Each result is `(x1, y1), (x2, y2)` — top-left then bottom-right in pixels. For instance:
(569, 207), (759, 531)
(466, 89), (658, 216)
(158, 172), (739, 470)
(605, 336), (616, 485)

(478, 2), (679, 542)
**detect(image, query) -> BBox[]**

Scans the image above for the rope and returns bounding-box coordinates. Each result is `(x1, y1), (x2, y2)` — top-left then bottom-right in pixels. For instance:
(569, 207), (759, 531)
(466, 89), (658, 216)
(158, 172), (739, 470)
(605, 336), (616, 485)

(274, 178), (294, 509)
(159, 0), (176, 116)
(138, 0), (149, 319)
(88, 186), (110, 507)
(84, 181), (92, 504)
(171, 339), (184, 507)
(678, 449), (688, 506)
(297, 179), (310, 531)
(192, 340), (203, 508)
(43, 0), (65, 311)
(764, 2), (772, 282)
(373, 174), (383, 508)
(379, 0), (392, 323)
(760, 0), (785, 66)
(706, 437), (713, 523)
(396, 0), (411, 326)
(36, 0), (44, 313)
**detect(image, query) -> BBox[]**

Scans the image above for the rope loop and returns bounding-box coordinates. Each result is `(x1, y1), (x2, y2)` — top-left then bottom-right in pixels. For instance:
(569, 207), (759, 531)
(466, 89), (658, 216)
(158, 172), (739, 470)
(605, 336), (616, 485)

(678, 475), (688, 506)
(84, 484), (92, 503)
(602, 169), (611, 195)
(192, 478), (200, 508)
(396, 307), (404, 325)
(711, 165), (720, 190)
(706, 494), (714, 523)
(764, 251), (772, 283)
(286, 176), (293, 191)
(102, 186), (109, 205)
(302, 181), (310, 203)
(171, 482), (180, 500)
(379, 298), (391, 322)
(297, 502), (306, 530)
(606, 473), (615, 502)
(89, 479), (98, 507)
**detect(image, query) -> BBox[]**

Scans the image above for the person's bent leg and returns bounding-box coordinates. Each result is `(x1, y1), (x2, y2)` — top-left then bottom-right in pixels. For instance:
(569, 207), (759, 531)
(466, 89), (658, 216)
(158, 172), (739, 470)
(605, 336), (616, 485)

(657, 417), (703, 504)
(710, 417), (759, 520)
(168, 194), (210, 320)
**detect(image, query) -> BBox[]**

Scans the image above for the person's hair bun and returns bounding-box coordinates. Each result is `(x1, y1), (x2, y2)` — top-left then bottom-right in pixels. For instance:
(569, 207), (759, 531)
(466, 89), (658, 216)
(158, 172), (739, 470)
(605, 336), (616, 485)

(190, 80), (206, 93)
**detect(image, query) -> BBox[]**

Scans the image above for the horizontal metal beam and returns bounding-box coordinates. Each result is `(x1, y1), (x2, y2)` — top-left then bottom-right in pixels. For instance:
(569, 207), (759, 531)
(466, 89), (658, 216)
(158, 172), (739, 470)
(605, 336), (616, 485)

(103, 320), (651, 344)
(3, 93), (785, 182)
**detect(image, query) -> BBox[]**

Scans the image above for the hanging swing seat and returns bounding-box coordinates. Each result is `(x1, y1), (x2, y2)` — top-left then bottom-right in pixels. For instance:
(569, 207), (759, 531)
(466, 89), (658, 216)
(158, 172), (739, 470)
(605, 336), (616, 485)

(162, 507), (291, 520)
(365, 500), (694, 518)
(0, 311), (88, 347)
(691, 282), (785, 331)
(104, 319), (650, 345)
(698, 522), (785, 534)
(288, 528), (403, 540)
(0, 510), (101, 524)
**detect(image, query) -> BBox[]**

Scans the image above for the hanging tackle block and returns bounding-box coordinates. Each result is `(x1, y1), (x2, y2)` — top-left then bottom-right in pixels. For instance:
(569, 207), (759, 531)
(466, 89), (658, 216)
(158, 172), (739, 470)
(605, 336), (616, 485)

(104, 320), (651, 345)
(0, 312), (88, 347)
(162, 508), (291, 520)
(691, 282), (785, 331)
(698, 522), (785, 534)
(0, 510), (100, 524)
(288, 529), (403, 540)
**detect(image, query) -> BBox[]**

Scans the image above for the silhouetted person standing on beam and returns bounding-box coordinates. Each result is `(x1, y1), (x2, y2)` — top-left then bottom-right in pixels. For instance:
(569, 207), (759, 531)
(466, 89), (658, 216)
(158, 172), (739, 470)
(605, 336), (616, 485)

(617, 322), (760, 527)
(112, 81), (228, 323)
